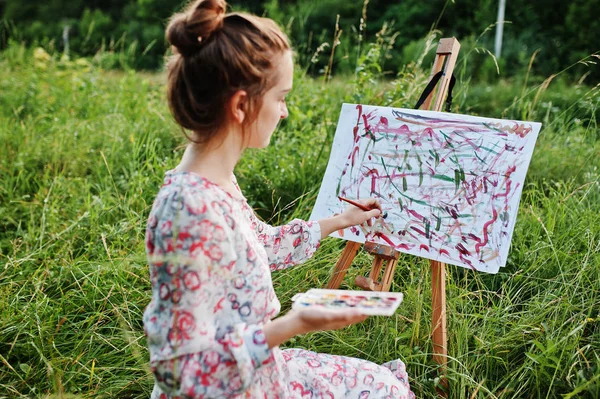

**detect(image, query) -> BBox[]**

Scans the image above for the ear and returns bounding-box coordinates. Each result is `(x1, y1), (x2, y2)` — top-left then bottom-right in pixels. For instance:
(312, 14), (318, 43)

(228, 90), (248, 124)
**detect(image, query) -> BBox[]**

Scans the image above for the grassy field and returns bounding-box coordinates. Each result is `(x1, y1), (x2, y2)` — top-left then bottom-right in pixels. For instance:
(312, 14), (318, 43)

(1, 43), (599, 399)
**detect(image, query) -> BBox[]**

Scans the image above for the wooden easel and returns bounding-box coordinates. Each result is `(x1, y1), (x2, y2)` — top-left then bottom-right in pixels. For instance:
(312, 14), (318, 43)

(326, 37), (461, 397)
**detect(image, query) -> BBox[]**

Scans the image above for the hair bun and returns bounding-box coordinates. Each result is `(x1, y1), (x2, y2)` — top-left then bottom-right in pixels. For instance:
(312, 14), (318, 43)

(166, 0), (227, 56)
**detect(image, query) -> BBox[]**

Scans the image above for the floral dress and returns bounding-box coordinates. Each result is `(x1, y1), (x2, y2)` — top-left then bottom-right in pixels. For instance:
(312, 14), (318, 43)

(143, 171), (414, 399)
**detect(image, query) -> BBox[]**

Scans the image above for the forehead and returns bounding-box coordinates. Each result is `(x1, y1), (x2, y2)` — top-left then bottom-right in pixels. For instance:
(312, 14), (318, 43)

(272, 51), (294, 88)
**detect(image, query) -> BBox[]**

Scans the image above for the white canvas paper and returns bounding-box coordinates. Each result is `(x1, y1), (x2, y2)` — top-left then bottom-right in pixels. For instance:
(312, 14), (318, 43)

(310, 103), (541, 273)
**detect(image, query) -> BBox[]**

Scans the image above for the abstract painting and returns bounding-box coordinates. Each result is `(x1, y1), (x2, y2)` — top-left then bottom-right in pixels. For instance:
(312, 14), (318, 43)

(310, 104), (541, 273)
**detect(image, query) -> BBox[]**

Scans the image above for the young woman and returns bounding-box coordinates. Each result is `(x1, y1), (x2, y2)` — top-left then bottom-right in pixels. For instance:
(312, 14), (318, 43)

(143, 0), (414, 397)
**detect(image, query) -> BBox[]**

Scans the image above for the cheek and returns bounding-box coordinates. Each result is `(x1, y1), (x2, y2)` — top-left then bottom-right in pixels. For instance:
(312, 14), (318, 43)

(271, 106), (281, 122)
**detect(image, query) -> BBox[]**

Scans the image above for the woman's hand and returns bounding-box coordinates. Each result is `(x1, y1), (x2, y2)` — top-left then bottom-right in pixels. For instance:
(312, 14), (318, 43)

(291, 307), (369, 335)
(263, 308), (368, 348)
(317, 197), (382, 238)
(339, 198), (382, 228)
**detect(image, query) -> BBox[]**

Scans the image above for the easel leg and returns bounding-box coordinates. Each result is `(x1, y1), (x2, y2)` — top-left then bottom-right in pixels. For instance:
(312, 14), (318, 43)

(327, 241), (361, 289)
(431, 260), (448, 396)
(380, 259), (398, 292)
(369, 257), (384, 281)
(355, 256), (384, 291)
(421, 38), (460, 398)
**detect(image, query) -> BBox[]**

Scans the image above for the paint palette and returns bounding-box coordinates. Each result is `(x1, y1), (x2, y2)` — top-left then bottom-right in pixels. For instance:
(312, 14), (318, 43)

(291, 289), (404, 316)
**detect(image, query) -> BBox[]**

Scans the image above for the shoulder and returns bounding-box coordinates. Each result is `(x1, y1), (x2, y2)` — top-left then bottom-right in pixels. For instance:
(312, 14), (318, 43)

(149, 172), (237, 231)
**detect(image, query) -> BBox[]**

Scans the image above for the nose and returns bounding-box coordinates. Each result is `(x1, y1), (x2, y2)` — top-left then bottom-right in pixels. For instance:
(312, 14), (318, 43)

(281, 103), (288, 119)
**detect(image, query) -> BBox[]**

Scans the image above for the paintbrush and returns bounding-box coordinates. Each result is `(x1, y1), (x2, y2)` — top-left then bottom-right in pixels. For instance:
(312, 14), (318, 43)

(337, 196), (372, 212)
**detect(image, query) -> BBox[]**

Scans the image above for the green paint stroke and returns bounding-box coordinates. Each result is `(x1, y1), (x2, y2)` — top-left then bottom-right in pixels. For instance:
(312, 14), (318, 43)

(381, 158), (432, 207)
(440, 131), (455, 148)
(454, 169), (461, 191)
(432, 174), (454, 183)
(479, 145), (499, 155)
(475, 151), (488, 164)
(429, 149), (440, 167)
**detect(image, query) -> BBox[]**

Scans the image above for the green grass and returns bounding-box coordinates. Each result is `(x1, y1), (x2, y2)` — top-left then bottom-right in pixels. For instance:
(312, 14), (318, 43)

(1, 45), (599, 398)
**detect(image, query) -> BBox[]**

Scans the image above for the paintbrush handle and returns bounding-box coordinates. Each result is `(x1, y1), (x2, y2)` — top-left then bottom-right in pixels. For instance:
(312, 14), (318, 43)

(337, 196), (371, 212)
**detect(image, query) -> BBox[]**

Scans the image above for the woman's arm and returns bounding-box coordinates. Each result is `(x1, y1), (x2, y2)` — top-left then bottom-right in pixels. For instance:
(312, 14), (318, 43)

(263, 308), (369, 348)
(245, 198), (381, 270)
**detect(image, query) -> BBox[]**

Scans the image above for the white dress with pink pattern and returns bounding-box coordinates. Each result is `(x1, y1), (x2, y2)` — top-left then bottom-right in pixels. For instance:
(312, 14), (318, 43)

(144, 171), (414, 399)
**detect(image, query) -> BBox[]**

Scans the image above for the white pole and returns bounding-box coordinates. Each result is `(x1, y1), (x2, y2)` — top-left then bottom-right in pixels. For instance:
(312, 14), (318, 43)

(494, 0), (506, 58)
(63, 25), (70, 57)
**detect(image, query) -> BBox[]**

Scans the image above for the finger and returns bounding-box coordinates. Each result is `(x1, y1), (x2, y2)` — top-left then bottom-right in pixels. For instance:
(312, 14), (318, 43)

(328, 309), (363, 321)
(368, 209), (381, 219)
(364, 198), (382, 211)
(345, 314), (369, 326)
(345, 309), (368, 320)
(325, 311), (368, 329)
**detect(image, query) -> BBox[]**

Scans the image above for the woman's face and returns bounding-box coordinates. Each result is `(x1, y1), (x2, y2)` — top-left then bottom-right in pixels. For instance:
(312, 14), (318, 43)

(245, 51), (294, 149)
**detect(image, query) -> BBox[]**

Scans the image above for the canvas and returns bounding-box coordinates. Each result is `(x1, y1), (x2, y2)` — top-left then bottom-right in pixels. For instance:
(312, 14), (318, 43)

(310, 104), (541, 273)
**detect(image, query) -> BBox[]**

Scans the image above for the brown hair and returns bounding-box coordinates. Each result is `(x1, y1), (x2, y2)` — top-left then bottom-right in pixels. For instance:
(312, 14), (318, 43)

(165, 0), (290, 144)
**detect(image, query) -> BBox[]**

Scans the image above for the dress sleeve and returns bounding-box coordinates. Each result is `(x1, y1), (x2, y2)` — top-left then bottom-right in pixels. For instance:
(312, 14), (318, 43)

(144, 183), (273, 396)
(230, 174), (321, 270)
(250, 214), (322, 271)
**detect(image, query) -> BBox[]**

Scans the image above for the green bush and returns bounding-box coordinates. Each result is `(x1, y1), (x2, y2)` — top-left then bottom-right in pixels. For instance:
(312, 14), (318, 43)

(2, 0), (599, 80)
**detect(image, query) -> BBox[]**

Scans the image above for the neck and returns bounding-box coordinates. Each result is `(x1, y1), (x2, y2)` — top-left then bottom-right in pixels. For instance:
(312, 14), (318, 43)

(176, 127), (244, 187)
